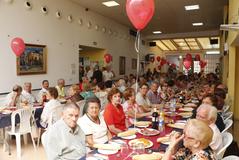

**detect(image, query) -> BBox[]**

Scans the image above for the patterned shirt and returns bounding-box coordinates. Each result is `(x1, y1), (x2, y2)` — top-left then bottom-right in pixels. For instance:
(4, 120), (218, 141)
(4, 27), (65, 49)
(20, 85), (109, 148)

(147, 90), (161, 104)
(175, 147), (216, 160)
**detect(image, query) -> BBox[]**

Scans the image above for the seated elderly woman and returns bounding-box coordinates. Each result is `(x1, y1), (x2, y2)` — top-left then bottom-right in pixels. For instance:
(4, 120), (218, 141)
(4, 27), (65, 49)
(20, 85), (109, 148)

(163, 119), (216, 160)
(67, 84), (84, 102)
(78, 97), (112, 149)
(104, 88), (126, 135)
(41, 87), (61, 127)
(122, 88), (151, 127)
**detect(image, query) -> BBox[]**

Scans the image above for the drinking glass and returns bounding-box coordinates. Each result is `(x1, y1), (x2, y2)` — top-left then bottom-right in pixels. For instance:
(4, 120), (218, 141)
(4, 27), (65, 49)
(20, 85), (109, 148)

(120, 142), (128, 157)
(136, 142), (145, 154)
(130, 143), (138, 156)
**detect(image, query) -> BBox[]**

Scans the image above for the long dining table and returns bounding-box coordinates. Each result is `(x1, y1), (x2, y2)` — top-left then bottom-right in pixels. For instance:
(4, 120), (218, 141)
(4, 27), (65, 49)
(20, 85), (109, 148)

(83, 109), (188, 160)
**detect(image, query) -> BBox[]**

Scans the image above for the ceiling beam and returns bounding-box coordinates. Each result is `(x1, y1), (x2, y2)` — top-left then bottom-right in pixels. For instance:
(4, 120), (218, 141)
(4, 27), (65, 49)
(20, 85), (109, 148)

(144, 30), (220, 41)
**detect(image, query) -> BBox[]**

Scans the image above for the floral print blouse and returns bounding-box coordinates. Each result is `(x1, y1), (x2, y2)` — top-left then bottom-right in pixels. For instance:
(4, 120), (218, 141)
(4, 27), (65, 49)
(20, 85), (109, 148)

(175, 147), (216, 160)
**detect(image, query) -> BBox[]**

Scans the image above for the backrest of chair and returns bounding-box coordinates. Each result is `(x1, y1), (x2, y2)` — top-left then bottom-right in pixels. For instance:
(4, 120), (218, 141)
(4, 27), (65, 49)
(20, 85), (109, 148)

(222, 105), (230, 113)
(11, 108), (33, 133)
(217, 132), (233, 159)
(222, 119), (233, 133)
(76, 100), (86, 117)
(223, 112), (233, 122)
(51, 105), (63, 125)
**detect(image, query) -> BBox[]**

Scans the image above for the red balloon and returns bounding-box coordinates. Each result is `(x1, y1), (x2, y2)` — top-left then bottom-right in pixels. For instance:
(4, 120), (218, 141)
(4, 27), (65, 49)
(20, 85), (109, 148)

(11, 37), (25, 56)
(156, 56), (161, 62)
(171, 63), (176, 68)
(104, 54), (112, 63)
(126, 0), (155, 30)
(160, 58), (166, 66)
(200, 60), (207, 68)
(185, 53), (192, 60)
(195, 54), (200, 61)
(183, 58), (192, 70)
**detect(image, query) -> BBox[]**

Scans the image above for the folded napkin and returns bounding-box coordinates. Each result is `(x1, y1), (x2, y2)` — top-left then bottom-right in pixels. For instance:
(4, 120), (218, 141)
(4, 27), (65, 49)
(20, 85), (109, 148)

(93, 144), (120, 150)
(132, 152), (163, 160)
(117, 129), (136, 137)
(135, 121), (151, 126)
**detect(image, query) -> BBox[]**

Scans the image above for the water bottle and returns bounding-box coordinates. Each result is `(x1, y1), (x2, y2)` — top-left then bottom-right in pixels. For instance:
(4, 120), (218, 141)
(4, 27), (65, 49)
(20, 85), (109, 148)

(158, 111), (165, 132)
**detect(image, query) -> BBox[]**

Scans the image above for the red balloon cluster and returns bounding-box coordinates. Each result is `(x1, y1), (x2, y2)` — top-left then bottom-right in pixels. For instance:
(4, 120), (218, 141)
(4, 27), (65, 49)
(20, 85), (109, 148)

(104, 53), (112, 64)
(195, 54), (200, 61)
(126, 0), (155, 30)
(160, 58), (167, 66)
(156, 56), (161, 62)
(183, 53), (193, 70)
(200, 60), (207, 68)
(11, 37), (25, 57)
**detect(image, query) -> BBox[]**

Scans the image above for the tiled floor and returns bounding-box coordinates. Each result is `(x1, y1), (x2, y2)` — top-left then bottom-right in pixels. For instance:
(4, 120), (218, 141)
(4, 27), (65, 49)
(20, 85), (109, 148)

(0, 120), (239, 160)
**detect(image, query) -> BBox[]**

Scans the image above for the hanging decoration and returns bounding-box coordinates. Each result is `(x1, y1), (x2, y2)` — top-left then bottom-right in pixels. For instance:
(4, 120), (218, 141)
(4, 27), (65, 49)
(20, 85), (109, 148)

(150, 56), (155, 63)
(185, 53), (192, 60)
(183, 58), (192, 70)
(11, 37), (25, 57)
(160, 58), (166, 66)
(200, 60), (207, 68)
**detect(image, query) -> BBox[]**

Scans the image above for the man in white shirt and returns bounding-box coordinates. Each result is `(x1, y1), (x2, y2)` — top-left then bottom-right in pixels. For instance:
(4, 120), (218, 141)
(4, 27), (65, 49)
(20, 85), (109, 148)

(196, 104), (223, 152)
(21, 82), (36, 105)
(4, 85), (22, 107)
(136, 83), (151, 112)
(103, 66), (114, 88)
(37, 80), (49, 103)
(42, 102), (86, 159)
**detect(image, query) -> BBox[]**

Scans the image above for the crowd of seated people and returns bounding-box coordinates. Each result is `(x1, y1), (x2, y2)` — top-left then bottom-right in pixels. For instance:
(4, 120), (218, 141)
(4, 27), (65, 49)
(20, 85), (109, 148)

(1, 66), (231, 159)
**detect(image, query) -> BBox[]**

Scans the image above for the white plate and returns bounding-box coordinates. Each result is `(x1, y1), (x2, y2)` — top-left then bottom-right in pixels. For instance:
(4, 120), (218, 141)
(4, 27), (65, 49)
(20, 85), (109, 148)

(179, 107), (193, 112)
(121, 134), (136, 140)
(128, 139), (153, 148)
(98, 149), (118, 155)
(1, 110), (12, 114)
(138, 128), (160, 136)
(135, 124), (149, 128)
(167, 122), (185, 129)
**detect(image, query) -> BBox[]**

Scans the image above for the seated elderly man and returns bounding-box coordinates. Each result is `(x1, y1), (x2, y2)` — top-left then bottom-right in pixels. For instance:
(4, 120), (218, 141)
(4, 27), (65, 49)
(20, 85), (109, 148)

(42, 102), (86, 159)
(37, 80), (49, 103)
(196, 104), (223, 152)
(146, 81), (161, 104)
(4, 85), (22, 107)
(56, 78), (66, 98)
(163, 119), (216, 160)
(136, 83), (151, 112)
(21, 82), (36, 105)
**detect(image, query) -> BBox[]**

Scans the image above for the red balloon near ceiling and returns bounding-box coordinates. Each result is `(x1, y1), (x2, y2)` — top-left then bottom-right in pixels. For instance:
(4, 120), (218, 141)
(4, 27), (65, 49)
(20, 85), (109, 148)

(11, 37), (25, 57)
(183, 58), (192, 70)
(195, 54), (200, 61)
(185, 53), (192, 60)
(150, 56), (155, 63)
(156, 56), (161, 62)
(104, 53), (112, 64)
(200, 60), (207, 68)
(126, 0), (155, 30)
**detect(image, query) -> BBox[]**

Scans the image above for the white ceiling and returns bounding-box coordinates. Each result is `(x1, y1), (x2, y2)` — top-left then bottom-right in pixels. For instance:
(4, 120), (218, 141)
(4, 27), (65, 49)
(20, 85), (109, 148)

(71, 0), (228, 39)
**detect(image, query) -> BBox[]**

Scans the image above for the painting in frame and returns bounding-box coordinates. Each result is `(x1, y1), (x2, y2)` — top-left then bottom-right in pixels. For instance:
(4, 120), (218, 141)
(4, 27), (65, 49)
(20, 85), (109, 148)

(119, 56), (126, 75)
(17, 44), (47, 75)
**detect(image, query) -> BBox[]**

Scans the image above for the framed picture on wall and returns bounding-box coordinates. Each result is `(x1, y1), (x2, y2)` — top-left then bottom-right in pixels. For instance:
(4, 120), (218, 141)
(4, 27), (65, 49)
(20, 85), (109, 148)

(132, 58), (137, 69)
(119, 56), (126, 75)
(17, 44), (47, 75)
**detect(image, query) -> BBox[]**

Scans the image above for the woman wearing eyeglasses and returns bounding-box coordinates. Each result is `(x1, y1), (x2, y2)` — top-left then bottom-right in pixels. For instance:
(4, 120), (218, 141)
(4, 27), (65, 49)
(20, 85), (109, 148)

(163, 119), (216, 160)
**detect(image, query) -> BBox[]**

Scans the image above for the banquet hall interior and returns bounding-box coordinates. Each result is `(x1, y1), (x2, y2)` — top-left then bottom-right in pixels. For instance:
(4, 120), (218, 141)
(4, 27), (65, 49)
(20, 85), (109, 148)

(0, 0), (239, 159)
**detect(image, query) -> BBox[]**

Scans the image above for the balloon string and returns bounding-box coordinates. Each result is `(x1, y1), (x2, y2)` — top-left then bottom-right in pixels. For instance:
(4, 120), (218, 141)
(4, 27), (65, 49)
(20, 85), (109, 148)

(134, 30), (140, 129)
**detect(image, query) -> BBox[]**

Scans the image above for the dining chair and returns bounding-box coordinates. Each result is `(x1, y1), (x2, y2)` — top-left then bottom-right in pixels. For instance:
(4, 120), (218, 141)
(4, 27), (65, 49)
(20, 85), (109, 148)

(222, 155), (239, 160)
(222, 119), (233, 133)
(6, 108), (36, 158)
(216, 132), (233, 159)
(37, 105), (63, 147)
(222, 105), (230, 113)
(223, 112), (233, 122)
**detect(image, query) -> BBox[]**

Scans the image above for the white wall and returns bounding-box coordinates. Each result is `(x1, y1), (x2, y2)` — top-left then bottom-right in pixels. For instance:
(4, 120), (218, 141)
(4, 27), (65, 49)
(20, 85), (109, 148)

(0, 0), (148, 93)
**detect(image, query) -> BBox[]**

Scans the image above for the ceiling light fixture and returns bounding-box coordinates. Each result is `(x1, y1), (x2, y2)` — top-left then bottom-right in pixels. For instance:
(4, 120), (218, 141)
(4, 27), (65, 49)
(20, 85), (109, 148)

(206, 50), (220, 55)
(185, 5), (199, 11)
(153, 31), (162, 34)
(192, 22), (203, 26)
(102, 1), (119, 7)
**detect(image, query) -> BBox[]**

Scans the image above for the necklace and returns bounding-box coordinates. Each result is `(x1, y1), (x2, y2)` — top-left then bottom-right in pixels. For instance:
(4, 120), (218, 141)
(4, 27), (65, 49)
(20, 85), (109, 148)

(87, 114), (100, 124)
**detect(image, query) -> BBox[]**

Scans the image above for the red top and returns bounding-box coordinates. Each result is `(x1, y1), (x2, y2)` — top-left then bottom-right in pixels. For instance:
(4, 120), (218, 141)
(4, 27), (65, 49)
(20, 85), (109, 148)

(104, 103), (126, 135)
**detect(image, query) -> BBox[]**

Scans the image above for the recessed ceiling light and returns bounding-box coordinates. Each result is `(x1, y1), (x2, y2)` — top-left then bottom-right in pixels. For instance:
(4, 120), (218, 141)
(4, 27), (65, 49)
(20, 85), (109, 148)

(102, 1), (119, 7)
(206, 50), (220, 55)
(153, 31), (162, 34)
(185, 5), (199, 11)
(192, 22), (203, 26)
